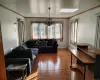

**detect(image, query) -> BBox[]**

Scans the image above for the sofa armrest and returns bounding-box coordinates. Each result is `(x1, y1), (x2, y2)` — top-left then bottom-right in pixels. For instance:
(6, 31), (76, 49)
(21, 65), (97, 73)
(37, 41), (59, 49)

(52, 39), (58, 47)
(9, 49), (33, 61)
(5, 58), (32, 75)
(52, 42), (58, 47)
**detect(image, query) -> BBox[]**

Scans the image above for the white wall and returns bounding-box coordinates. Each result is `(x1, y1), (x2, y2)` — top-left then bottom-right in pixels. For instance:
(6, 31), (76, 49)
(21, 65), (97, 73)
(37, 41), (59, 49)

(25, 18), (69, 48)
(70, 7), (100, 48)
(0, 6), (25, 55)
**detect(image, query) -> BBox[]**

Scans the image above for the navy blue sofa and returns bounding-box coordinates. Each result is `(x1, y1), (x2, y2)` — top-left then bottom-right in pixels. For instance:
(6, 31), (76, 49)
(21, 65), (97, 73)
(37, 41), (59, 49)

(25, 39), (58, 53)
(5, 45), (38, 75)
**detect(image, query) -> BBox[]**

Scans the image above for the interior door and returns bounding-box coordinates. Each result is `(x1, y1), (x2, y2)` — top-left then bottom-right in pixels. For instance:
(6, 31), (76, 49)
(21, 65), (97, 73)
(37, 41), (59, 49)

(0, 21), (7, 80)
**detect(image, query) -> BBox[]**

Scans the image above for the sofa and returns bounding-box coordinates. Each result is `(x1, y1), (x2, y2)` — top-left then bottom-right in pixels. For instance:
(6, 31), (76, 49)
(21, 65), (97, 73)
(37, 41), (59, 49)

(5, 45), (38, 75)
(25, 39), (58, 53)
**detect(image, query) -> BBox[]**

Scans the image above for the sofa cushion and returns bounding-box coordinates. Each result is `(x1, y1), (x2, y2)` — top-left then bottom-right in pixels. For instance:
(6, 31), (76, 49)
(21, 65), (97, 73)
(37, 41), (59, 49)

(40, 41), (47, 46)
(47, 39), (52, 46)
(25, 40), (36, 47)
(11, 49), (33, 60)
(15, 46), (25, 50)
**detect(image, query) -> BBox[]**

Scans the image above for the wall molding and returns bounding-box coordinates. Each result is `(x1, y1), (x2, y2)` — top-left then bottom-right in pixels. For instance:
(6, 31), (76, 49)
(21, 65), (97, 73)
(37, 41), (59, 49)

(0, 4), (25, 18)
(25, 17), (68, 19)
(70, 5), (100, 18)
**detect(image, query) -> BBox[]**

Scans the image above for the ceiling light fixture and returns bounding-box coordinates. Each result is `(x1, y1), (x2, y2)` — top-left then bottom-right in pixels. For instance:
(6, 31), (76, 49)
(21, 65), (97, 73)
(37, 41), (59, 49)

(46, 0), (54, 26)
(60, 8), (78, 13)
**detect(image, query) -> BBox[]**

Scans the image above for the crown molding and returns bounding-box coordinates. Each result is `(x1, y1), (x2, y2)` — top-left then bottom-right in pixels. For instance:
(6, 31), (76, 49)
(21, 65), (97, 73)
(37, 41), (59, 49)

(25, 17), (69, 19)
(70, 5), (100, 18)
(0, 4), (25, 18)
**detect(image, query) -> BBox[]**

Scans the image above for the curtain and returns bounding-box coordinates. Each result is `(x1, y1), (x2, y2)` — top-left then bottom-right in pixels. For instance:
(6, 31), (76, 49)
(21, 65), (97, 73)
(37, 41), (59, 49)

(18, 19), (25, 44)
(70, 20), (78, 43)
(95, 16), (100, 49)
(39, 23), (47, 39)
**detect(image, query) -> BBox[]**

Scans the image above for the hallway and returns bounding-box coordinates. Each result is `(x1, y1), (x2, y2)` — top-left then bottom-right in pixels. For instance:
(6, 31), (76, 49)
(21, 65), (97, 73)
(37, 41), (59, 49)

(26, 49), (93, 80)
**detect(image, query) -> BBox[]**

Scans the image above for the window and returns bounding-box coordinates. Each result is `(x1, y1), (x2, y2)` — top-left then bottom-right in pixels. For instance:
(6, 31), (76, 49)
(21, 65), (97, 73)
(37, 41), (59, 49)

(32, 22), (62, 39)
(70, 20), (78, 43)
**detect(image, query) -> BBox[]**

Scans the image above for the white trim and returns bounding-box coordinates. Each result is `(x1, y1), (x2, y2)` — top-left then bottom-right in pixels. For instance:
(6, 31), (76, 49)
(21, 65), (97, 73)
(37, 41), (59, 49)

(58, 46), (68, 48)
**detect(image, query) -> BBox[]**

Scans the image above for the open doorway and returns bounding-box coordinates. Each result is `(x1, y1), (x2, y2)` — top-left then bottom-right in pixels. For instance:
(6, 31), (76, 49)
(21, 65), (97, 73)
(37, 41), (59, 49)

(0, 21), (7, 80)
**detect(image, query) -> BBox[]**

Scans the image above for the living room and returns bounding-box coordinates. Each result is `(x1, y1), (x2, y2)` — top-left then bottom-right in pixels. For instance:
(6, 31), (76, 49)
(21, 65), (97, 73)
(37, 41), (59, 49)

(0, 0), (100, 80)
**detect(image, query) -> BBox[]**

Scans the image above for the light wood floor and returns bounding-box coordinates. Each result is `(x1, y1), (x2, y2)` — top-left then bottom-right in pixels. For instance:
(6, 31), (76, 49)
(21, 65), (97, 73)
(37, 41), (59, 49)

(26, 49), (93, 80)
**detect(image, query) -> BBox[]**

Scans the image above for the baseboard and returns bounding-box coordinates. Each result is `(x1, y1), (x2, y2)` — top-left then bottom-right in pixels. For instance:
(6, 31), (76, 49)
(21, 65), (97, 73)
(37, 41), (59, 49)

(58, 47), (68, 49)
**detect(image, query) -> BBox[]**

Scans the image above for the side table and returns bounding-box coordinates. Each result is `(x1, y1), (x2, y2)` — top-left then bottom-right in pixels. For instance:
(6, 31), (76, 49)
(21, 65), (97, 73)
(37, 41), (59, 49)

(6, 64), (27, 80)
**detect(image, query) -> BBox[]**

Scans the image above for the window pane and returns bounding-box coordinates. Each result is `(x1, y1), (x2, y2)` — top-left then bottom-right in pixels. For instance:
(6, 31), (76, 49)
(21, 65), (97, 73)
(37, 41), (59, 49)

(39, 23), (47, 39)
(55, 23), (62, 39)
(32, 23), (39, 39)
(48, 25), (54, 39)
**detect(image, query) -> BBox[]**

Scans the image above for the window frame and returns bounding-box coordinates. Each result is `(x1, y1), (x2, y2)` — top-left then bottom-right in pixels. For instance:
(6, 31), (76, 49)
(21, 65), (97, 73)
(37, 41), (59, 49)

(31, 21), (63, 40)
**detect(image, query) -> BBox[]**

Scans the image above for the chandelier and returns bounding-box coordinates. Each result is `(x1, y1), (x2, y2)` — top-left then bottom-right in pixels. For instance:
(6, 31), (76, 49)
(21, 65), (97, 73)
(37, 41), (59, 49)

(46, 1), (54, 26)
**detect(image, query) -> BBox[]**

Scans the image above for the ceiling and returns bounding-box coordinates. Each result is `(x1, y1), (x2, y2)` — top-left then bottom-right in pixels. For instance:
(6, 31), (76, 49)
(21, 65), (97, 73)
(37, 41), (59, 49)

(0, 0), (100, 17)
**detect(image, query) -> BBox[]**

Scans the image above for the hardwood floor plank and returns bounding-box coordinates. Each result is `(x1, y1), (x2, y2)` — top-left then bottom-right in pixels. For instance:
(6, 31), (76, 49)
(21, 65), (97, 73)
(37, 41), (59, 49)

(26, 49), (93, 80)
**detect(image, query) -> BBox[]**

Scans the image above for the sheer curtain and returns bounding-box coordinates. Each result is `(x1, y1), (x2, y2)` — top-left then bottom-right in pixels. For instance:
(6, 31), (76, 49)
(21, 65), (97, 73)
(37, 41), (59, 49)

(31, 23), (62, 39)
(39, 23), (47, 39)
(70, 20), (78, 43)
(55, 23), (62, 39)
(32, 23), (39, 39)
(17, 19), (25, 44)
(95, 16), (100, 49)
(48, 25), (55, 39)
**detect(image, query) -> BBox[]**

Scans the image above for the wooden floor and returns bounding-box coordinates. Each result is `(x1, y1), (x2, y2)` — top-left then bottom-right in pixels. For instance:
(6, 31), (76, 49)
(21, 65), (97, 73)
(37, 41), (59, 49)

(26, 49), (93, 80)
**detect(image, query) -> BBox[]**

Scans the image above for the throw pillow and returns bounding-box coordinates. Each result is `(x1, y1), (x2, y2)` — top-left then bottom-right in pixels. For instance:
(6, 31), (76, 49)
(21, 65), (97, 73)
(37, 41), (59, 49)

(35, 40), (41, 46)
(41, 41), (47, 46)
